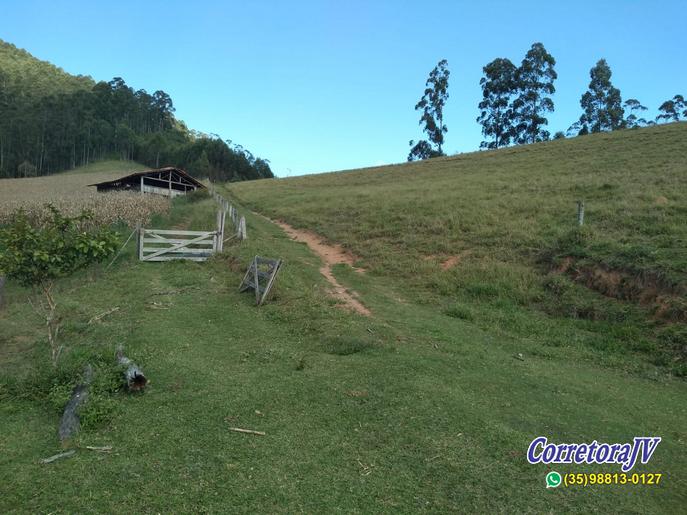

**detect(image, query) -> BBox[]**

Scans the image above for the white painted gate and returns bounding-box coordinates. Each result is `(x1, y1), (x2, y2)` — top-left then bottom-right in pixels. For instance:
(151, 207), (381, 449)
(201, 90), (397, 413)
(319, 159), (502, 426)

(138, 228), (218, 262)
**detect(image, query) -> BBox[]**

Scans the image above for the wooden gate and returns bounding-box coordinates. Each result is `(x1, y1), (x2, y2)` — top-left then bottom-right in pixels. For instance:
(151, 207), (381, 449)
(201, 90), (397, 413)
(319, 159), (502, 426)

(138, 228), (218, 262)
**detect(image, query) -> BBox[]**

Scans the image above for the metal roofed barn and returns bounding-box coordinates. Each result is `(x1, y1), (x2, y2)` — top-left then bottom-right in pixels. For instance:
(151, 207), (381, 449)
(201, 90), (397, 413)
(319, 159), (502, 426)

(89, 167), (205, 198)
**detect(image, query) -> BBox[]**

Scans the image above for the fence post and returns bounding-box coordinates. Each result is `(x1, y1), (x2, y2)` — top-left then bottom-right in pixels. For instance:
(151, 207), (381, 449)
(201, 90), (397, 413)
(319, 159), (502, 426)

(577, 200), (585, 226)
(239, 216), (247, 240)
(215, 210), (222, 253)
(137, 225), (144, 261)
(216, 209), (226, 253)
(0, 276), (5, 310)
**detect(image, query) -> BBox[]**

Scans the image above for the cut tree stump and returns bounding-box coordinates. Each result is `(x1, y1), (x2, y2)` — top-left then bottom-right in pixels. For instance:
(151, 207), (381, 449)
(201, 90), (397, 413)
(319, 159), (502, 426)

(116, 344), (147, 391)
(59, 365), (93, 445)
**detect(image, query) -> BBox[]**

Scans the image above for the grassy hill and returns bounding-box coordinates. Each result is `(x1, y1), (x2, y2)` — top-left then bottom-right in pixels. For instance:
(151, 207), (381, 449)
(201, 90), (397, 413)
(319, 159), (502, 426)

(229, 122), (687, 374)
(1, 128), (686, 512)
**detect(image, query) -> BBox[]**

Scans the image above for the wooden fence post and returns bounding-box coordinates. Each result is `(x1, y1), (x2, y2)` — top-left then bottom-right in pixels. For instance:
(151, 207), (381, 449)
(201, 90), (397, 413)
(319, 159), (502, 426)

(136, 222), (141, 258)
(0, 276), (5, 310)
(137, 225), (144, 261)
(577, 200), (585, 226)
(215, 210), (222, 253)
(239, 216), (247, 240)
(215, 209), (226, 253)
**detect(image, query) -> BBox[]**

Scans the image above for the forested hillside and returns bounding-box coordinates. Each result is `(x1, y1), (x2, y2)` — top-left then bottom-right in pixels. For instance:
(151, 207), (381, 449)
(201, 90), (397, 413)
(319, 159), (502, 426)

(0, 39), (272, 181)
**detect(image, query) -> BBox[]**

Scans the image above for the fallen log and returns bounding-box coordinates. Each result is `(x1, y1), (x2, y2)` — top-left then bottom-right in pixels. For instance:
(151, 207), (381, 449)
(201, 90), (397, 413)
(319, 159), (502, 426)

(59, 365), (93, 445)
(85, 445), (112, 453)
(116, 344), (147, 391)
(41, 450), (76, 464)
(228, 427), (266, 436)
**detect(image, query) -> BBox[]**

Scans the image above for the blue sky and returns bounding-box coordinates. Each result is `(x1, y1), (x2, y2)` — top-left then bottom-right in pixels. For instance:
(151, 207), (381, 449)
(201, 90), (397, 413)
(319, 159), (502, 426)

(2, 1), (685, 176)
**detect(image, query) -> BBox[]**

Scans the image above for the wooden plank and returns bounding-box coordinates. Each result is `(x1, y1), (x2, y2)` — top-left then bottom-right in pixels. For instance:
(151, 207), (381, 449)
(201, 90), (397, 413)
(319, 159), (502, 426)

(145, 256), (209, 262)
(259, 259), (282, 305)
(238, 258), (254, 292)
(253, 258), (260, 304)
(256, 270), (272, 280)
(242, 280), (265, 295)
(142, 247), (214, 255)
(143, 229), (216, 236)
(142, 238), (215, 245)
(255, 256), (279, 266)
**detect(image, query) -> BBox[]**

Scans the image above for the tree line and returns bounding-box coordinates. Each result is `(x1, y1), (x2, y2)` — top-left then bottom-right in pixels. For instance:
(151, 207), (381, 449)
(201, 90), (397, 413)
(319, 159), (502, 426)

(409, 43), (687, 160)
(0, 41), (272, 180)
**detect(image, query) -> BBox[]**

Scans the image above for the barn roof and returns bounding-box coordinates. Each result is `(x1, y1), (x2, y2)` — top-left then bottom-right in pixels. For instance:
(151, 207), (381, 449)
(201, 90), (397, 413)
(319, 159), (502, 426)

(88, 167), (206, 189)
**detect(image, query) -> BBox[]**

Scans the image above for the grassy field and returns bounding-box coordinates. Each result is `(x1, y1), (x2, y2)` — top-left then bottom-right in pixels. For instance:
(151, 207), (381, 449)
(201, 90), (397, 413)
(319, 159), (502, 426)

(1, 128), (686, 512)
(229, 122), (687, 376)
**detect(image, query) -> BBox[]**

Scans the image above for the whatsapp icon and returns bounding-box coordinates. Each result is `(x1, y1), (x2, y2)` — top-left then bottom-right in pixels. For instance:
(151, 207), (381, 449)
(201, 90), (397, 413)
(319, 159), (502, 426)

(546, 471), (562, 488)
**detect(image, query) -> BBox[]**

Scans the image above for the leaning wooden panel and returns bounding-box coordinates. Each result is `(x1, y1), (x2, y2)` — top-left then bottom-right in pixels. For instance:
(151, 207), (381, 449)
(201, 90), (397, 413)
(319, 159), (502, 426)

(238, 256), (283, 305)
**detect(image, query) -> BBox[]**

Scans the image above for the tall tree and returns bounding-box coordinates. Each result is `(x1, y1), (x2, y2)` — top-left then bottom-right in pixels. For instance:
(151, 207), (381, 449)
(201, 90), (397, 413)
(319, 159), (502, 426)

(477, 58), (517, 149)
(511, 43), (557, 144)
(578, 59), (624, 133)
(408, 59), (450, 161)
(477, 58), (516, 148)
(0, 40), (272, 181)
(656, 94), (687, 122)
(623, 98), (648, 128)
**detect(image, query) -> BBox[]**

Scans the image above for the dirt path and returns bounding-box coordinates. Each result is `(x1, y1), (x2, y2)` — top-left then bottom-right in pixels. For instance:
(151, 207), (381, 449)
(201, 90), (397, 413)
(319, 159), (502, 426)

(274, 221), (371, 316)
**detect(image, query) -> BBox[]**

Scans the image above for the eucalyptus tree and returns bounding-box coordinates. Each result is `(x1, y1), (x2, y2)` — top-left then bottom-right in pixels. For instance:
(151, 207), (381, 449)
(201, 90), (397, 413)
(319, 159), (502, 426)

(577, 59), (624, 134)
(477, 57), (517, 149)
(511, 43), (557, 144)
(623, 98), (648, 128)
(409, 59), (450, 161)
(656, 94), (686, 122)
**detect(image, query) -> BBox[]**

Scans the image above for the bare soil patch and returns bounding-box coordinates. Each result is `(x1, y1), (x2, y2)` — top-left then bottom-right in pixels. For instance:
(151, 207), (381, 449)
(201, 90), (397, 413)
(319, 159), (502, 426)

(275, 221), (371, 316)
(555, 258), (686, 322)
(441, 254), (465, 270)
(424, 253), (468, 270)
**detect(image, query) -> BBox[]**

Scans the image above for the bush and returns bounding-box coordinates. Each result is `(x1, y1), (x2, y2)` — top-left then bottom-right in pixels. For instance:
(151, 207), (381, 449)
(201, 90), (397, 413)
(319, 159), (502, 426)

(0, 206), (118, 366)
(185, 188), (211, 203)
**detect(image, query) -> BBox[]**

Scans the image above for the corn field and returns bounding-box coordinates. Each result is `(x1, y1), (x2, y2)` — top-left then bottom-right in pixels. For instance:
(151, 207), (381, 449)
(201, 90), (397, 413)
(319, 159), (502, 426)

(0, 170), (170, 227)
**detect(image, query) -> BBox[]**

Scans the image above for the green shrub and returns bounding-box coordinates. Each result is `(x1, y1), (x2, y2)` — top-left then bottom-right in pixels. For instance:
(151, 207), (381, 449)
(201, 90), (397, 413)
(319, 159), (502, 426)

(0, 206), (118, 366)
(185, 188), (211, 203)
